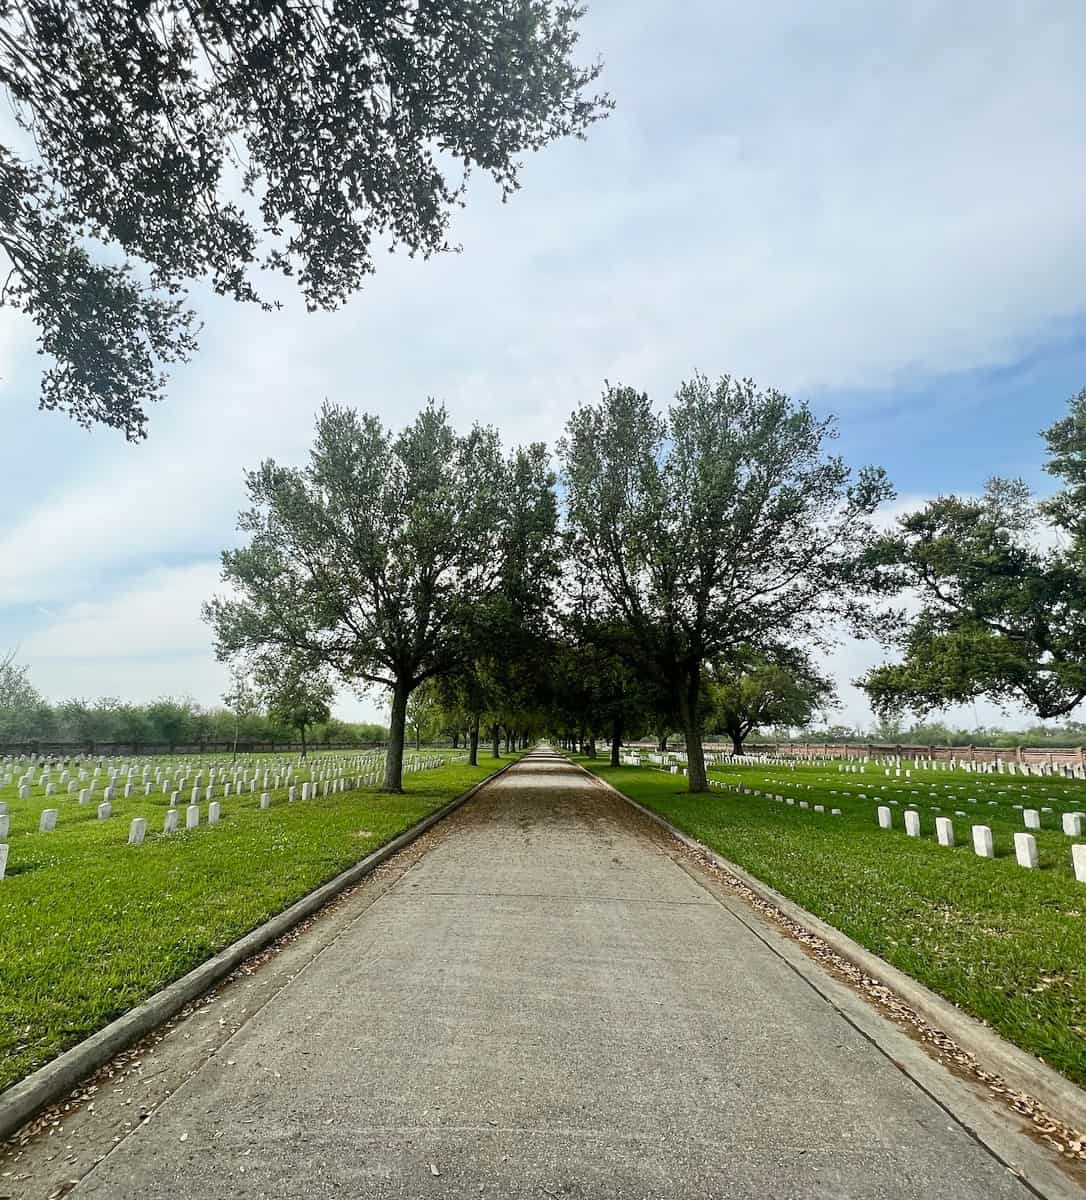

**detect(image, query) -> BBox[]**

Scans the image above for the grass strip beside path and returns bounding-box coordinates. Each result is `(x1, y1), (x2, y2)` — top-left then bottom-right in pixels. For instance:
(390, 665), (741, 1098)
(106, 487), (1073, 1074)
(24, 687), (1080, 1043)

(577, 758), (1086, 1089)
(0, 754), (519, 1093)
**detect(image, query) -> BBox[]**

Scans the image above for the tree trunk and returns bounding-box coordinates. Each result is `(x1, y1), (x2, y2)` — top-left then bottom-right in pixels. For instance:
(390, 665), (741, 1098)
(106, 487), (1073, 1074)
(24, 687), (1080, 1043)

(586, 736), (596, 759)
(384, 675), (411, 791)
(415, 724), (421, 752)
(504, 727), (512, 754)
(679, 675), (708, 793)
(729, 728), (745, 755)
(451, 731), (459, 750)
(300, 723), (307, 759)
(491, 723), (501, 758)
(468, 715), (480, 766)
(610, 716), (622, 767)
(657, 732), (668, 752)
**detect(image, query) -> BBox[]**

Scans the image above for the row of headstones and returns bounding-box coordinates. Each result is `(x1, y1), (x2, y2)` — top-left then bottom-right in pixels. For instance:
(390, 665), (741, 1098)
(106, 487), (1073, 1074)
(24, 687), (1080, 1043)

(0, 798), (237, 878)
(2, 752), (372, 780)
(781, 754), (1082, 779)
(2, 748), (406, 791)
(130, 798), (232, 842)
(827, 754), (1085, 779)
(4, 752), (451, 809)
(1, 753), (391, 798)
(649, 750), (803, 771)
(12, 764), (380, 843)
(0, 774), (349, 879)
(709, 754), (799, 769)
(2, 749), (384, 772)
(691, 763), (1085, 843)
(643, 758), (796, 776)
(696, 768), (1086, 878)
(802, 782), (1081, 831)
(706, 777), (844, 815)
(875, 806), (1086, 880)
(0, 755), (454, 868)
(16, 768), (372, 838)
(3, 748), (457, 777)
(835, 759), (1086, 781)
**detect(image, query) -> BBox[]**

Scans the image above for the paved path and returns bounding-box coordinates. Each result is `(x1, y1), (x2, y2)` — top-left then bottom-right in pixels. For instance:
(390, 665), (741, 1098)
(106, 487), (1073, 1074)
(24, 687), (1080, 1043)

(70, 751), (1044, 1198)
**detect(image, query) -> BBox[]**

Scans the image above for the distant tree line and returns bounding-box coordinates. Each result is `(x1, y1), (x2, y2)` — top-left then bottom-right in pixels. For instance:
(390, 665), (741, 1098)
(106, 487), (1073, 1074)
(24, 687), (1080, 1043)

(774, 719), (1086, 750)
(0, 657), (386, 750)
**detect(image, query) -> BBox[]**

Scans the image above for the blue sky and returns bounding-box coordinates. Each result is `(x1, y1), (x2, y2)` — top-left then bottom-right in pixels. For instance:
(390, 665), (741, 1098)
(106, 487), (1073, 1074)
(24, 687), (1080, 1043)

(2, 0), (1085, 731)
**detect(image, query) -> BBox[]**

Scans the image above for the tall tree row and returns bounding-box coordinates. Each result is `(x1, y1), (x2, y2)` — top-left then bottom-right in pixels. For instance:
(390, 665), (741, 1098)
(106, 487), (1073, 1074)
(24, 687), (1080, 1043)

(20, 382), (1086, 779)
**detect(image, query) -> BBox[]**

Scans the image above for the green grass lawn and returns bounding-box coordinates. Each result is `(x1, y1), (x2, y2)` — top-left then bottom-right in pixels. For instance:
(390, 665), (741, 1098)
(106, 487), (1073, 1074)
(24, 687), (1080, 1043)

(0, 750), (516, 1093)
(578, 755), (1086, 1087)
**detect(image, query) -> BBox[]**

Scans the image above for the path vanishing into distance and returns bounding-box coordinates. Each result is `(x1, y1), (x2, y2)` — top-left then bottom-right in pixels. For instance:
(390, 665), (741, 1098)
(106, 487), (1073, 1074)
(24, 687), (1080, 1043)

(27, 750), (1070, 1198)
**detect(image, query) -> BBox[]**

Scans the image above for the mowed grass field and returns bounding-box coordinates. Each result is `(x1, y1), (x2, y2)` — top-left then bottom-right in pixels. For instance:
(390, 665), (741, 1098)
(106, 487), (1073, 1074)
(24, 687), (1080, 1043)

(580, 755), (1086, 1087)
(0, 751), (518, 1093)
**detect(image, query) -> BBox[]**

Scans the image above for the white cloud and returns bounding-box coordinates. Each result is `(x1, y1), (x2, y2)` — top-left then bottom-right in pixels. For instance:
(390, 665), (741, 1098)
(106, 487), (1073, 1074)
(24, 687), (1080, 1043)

(0, 311), (330, 604)
(22, 562), (222, 661)
(18, 559), (388, 721)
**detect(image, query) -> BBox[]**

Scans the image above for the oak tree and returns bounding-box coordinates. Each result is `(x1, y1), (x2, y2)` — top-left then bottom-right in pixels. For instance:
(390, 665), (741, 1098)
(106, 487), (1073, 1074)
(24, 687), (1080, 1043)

(560, 375), (891, 792)
(862, 391), (1086, 721)
(0, 1), (610, 437)
(706, 648), (834, 754)
(205, 400), (544, 790)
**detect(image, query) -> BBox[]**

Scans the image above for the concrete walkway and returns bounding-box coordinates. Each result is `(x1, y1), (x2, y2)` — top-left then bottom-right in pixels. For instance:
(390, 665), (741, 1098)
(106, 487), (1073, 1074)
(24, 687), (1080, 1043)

(69, 751), (1046, 1198)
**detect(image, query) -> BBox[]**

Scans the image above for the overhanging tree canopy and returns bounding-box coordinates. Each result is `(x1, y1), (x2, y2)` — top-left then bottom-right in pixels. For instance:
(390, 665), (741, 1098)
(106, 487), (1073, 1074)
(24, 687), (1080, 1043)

(0, 0), (610, 437)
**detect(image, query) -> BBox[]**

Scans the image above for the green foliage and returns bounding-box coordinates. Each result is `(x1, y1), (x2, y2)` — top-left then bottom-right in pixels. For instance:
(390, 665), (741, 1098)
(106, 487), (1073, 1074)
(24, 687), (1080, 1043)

(205, 402), (539, 789)
(784, 720), (1086, 749)
(422, 440), (560, 763)
(0, 658), (383, 748)
(706, 649), (835, 752)
(0, 651), (48, 740)
(256, 655), (335, 756)
(406, 680), (442, 751)
(0, 1), (610, 437)
(862, 397), (1086, 721)
(560, 374), (892, 791)
(1041, 385), (1086, 538)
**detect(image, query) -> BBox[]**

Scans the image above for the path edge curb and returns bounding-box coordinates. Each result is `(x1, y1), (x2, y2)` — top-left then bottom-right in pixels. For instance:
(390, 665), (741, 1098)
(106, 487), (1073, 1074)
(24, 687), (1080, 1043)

(579, 760), (1086, 1135)
(0, 756), (520, 1144)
